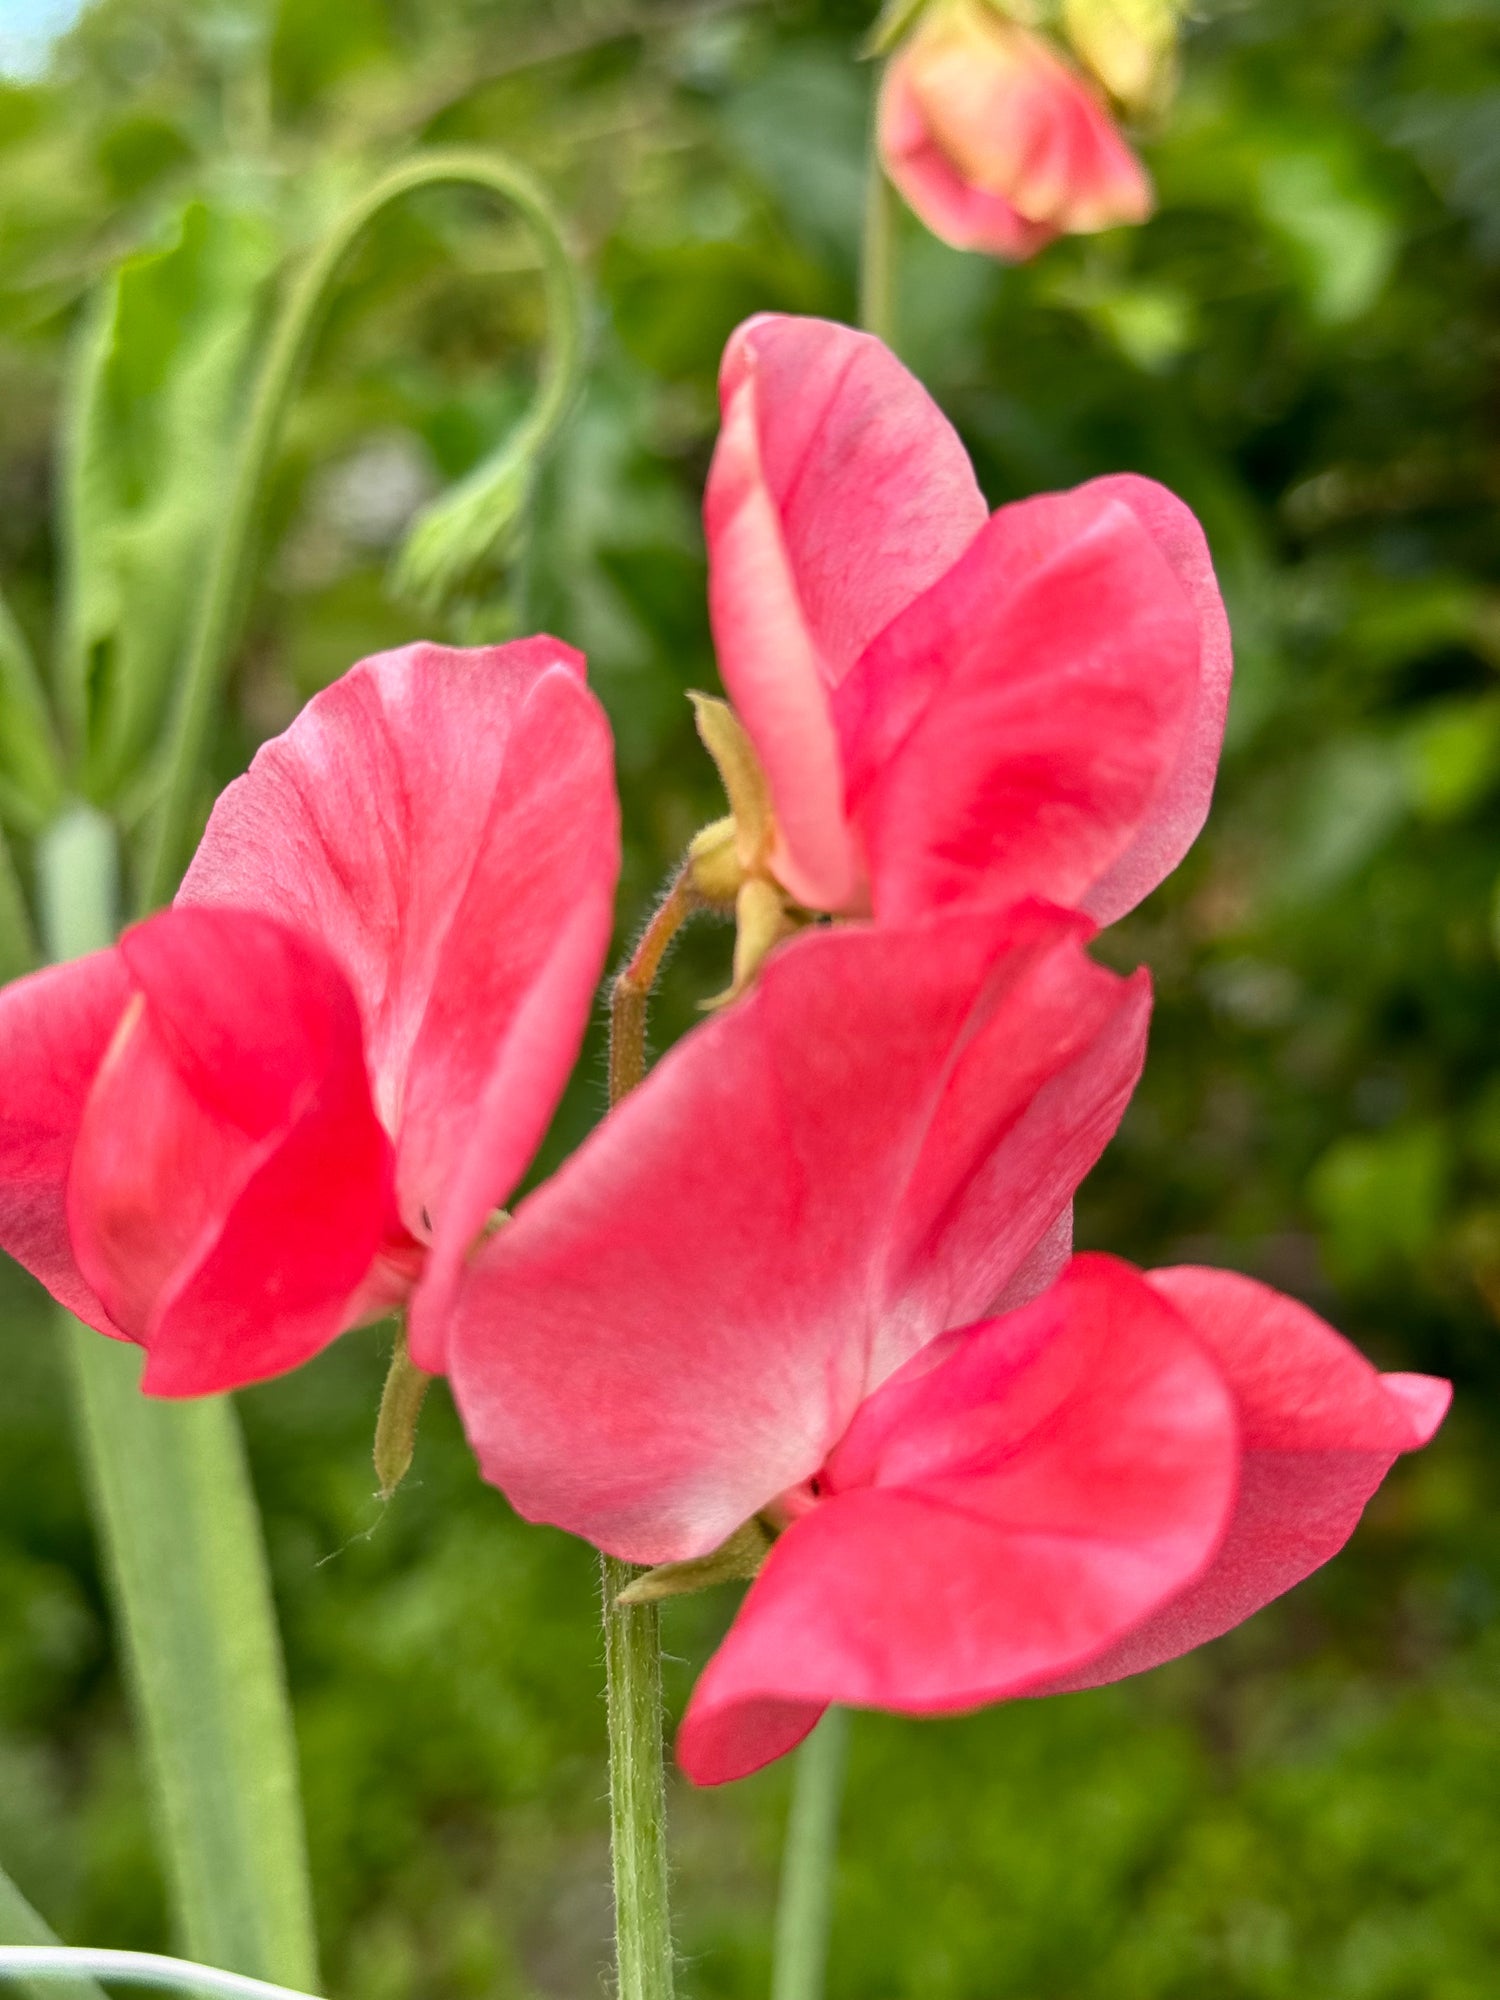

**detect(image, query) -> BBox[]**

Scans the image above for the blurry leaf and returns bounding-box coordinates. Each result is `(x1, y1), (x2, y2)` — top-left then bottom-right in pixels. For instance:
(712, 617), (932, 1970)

(604, 234), (828, 383)
(1270, 738), (1408, 907)
(59, 200), (277, 798)
(0, 824), (37, 983)
(0, 591), (62, 833)
(269, 0), (392, 116)
(0, 1860), (106, 2000)
(721, 50), (867, 267)
(1403, 697), (1500, 823)
(1256, 146), (1398, 326)
(1309, 1123), (1451, 1285)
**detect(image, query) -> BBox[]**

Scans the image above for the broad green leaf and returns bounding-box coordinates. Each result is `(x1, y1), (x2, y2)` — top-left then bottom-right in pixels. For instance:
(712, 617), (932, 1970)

(0, 1863), (108, 2000)
(58, 201), (277, 800)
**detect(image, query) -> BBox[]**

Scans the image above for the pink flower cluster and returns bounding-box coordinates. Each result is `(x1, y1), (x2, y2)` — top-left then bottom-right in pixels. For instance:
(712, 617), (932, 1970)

(0, 315), (1447, 1784)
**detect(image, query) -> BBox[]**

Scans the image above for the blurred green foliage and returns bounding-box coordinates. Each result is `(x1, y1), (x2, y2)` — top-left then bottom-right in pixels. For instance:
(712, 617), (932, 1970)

(2, 0), (1500, 1993)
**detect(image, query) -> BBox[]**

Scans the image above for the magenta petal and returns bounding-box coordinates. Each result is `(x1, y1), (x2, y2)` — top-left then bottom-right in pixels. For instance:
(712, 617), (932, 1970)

(678, 1256), (1237, 1783)
(181, 640), (619, 1284)
(0, 950), (132, 1335)
(68, 907), (392, 1395)
(707, 315), (986, 909)
(838, 486), (1204, 923)
(1036, 1267), (1452, 1692)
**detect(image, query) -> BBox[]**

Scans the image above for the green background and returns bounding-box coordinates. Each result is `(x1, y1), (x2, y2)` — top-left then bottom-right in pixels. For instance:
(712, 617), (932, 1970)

(2, 0), (1500, 1992)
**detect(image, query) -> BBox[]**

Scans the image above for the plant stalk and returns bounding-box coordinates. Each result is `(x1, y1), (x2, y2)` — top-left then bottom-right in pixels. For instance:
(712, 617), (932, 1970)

(599, 1557), (676, 2000)
(608, 868), (696, 1105)
(769, 1709), (850, 2000)
(38, 808), (318, 1989)
(595, 908), (690, 2000)
(144, 149), (585, 908)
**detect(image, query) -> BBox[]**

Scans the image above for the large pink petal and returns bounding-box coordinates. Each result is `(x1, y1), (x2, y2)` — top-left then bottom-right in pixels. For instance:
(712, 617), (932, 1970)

(0, 950), (131, 1335)
(445, 906), (1138, 1563)
(707, 315), (987, 909)
(878, 56), (1059, 259)
(678, 1256), (1238, 1783)
(67, 907), (393, 1395)
(1037, 1268), (1451, 1693)
(1076, 476), (1234, 924)
(837, 485), (1203, 924)
(874, 900), (1150, 1380)
(180, 640), (619, 1272)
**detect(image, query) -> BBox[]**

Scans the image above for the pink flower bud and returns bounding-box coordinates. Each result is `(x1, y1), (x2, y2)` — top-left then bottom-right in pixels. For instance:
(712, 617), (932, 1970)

(879, 2), (1154, 259)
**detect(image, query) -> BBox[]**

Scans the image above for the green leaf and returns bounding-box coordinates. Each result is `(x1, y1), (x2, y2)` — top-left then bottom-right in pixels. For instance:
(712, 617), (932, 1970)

(1308, 1124), (1451, 1286)
(0, 1863), (108, 2000)
(58, 202), (276, 800)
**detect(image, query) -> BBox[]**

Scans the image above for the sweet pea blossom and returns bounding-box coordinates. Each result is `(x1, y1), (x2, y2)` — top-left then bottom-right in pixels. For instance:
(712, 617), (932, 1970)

(0, 638), (618, 1394)
(878, 3), (1154, 260)
(702, 314), (1231, 928)
(439, 896), (1448, 1786)
(444, 900), (1153, 1555)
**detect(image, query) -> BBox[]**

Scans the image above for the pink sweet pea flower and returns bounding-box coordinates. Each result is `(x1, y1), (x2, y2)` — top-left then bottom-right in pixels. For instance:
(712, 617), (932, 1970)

(444, 900), (1153, 1558)
(704, 313), (1231, 923)
(679, 1258), (1449, 1783)
(878, 3), (1154, 260)
(0, 638), (618, 1394)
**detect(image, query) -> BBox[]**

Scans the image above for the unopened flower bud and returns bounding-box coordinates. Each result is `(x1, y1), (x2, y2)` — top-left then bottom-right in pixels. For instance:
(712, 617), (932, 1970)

(879, 1), (1154, 259)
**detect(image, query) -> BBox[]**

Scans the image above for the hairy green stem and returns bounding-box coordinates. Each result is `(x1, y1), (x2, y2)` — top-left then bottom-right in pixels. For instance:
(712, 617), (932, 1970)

(143, 149), (585, 907)
(38, 808), (318, 1988)
(597, 961), (679, 2000)
(0, 1950), (314, 2000)
(770, 1710), (850, 2000)
(600, 1558), (676, 2000)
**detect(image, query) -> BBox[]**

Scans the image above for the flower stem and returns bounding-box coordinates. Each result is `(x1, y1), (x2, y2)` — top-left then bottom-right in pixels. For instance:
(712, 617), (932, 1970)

(593, 879), (697, 2000)
(0, 1949), (316, 2000)
(770, 1709), (850, 2000)
(599, 1557), (676, 2000)
(143, 149), (585, 909)
(608, 867), (697, 1105)
(859, 97), (899, 345)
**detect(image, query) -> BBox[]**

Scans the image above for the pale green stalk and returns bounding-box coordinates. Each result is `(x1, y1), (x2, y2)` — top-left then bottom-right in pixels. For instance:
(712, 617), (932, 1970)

(38, 808), (318, 1988)
(599, 945), (679, 1999)
(0, 1949), (312, 2000)
(769, 1710), (850, 2000)
(143, 149), (585, 908)
(600, 1558), (676, 2000)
